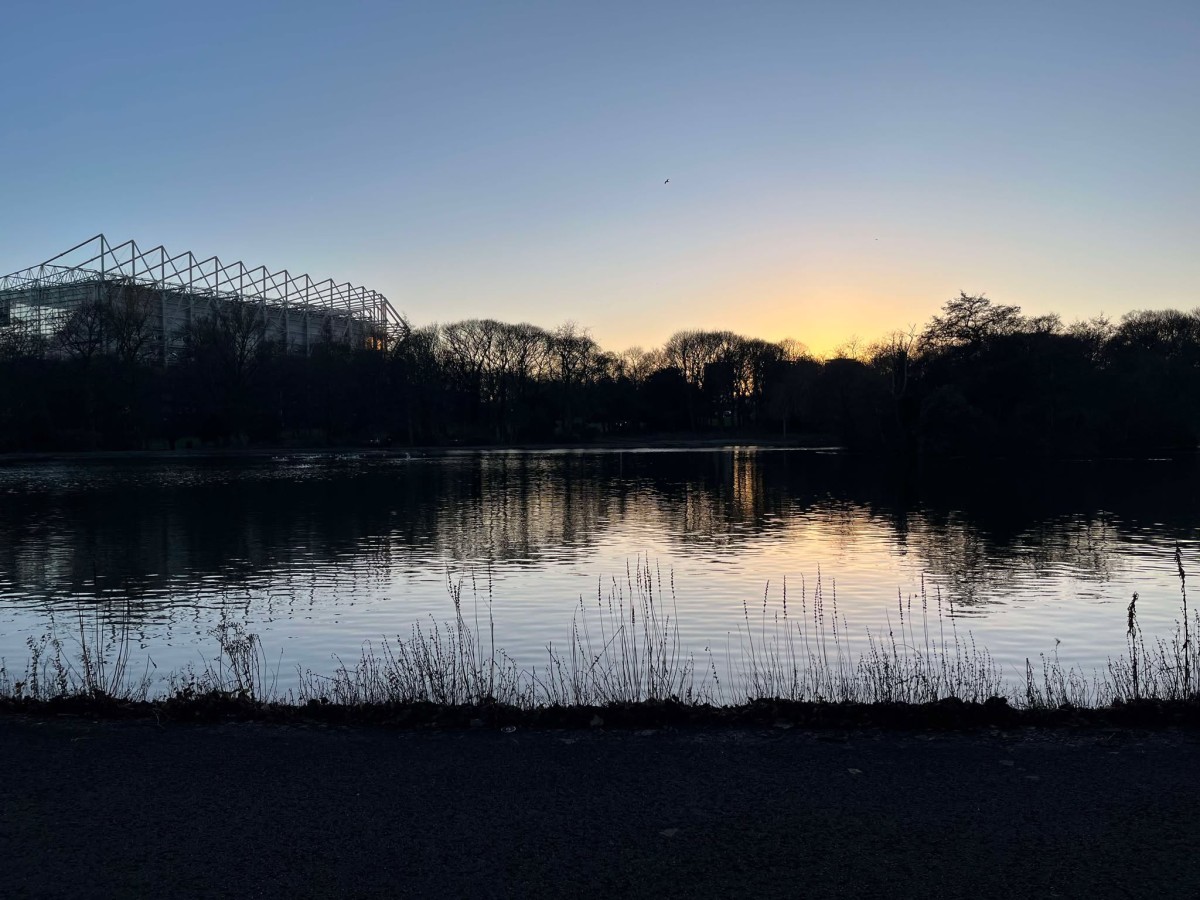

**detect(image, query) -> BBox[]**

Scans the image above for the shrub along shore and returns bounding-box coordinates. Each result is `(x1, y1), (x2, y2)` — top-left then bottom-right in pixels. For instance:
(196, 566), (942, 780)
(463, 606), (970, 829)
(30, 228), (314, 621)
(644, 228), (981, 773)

(3, 557), (1199, 730)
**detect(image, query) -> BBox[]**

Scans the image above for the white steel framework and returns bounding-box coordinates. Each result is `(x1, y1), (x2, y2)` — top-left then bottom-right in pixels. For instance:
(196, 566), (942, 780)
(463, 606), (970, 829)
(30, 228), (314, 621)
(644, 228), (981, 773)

(0, 234), (401, 360)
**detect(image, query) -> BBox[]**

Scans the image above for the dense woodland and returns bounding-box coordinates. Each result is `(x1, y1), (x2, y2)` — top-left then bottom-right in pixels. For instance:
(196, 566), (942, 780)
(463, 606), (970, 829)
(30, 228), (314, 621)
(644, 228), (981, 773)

(0, 291), (1198, 457)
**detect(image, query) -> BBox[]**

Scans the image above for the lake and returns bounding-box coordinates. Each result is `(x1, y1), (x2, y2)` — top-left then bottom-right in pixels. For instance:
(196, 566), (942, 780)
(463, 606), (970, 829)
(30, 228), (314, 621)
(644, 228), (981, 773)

(1, 449), (1197, 699)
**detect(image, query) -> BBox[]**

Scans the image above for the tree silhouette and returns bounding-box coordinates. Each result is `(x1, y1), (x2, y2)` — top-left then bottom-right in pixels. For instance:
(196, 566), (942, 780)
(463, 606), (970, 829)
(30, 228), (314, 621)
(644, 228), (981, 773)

(3, 287), (1200, 456)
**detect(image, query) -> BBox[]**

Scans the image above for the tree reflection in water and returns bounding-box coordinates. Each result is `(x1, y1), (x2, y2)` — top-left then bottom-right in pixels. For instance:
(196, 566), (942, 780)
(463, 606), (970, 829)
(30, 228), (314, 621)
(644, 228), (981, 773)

(0, 451), (1197, 677)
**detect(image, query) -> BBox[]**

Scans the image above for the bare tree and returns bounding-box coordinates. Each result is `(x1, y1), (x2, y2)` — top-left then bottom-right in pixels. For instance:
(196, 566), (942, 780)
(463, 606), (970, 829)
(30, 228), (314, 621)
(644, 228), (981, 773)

(500, 322), (552, 383)
(56, 298), (108, 361)
(664, 329), (737, 390)
(1066, 315), (1114, 363)
(441, 319), (501, 398)
(551, 322), (600, 432)
(494, 322), (552, 436)
(868, 327), (918, 400)
(0, 327), (46, 361)
(107, 286), (158, 366)
(185, 298), (271, 389)
(619, 346), (665, 384)
(832, 334), (865, 362)
(920, 292), (1023, 353)
(1112, 309), (1200, 360)
(551, 322), (598, 385)
(775, 338), (811, 363)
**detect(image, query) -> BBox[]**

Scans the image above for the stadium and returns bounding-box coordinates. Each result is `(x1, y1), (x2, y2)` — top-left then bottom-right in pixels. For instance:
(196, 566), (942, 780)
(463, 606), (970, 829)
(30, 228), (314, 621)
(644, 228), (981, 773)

(0, 234), (401, 361)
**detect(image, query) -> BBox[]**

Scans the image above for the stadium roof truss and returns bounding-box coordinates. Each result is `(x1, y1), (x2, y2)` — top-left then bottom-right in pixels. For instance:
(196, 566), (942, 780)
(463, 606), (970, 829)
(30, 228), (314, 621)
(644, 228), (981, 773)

(0, 234), (402, 360)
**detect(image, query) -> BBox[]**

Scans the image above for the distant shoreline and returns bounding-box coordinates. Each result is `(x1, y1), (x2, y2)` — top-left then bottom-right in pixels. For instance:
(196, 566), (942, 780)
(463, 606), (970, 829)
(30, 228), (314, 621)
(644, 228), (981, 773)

(0, 435), (841, 463)
(4, 442), (1198, 465)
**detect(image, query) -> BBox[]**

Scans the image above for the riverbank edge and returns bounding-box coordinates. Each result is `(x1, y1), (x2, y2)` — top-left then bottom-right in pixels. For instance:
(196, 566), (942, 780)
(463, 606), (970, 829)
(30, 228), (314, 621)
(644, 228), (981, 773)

(4, 693), (1199, 731)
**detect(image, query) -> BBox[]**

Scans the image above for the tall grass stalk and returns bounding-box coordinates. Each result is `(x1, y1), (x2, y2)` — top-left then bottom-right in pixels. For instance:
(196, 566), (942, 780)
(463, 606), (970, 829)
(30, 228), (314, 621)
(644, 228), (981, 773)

(5, 557), (1200, 711)
(735, 576), (1003, 704)
(297, 572), (532, 707)
(537, 559), (704, 706)
(0, 604), (154, 702)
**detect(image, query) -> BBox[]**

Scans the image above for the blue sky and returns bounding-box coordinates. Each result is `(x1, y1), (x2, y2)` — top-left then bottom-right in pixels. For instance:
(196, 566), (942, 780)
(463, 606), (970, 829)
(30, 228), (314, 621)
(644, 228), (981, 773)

(1, 0), (1196, 355)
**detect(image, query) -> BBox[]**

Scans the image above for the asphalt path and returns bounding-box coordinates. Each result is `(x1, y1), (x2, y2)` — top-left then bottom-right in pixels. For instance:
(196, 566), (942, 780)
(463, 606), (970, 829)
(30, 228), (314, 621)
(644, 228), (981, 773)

(2, 717), (1198, 899)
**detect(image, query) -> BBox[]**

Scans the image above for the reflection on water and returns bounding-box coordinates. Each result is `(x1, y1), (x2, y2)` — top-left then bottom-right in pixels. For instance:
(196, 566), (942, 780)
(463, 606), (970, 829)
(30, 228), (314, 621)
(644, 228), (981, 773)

(1, 450), (1198, 683)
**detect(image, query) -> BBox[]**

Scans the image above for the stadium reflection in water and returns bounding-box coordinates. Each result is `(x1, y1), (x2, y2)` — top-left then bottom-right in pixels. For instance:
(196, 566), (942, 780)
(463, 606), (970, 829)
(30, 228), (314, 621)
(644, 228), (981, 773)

(1, 449), (1197, 685)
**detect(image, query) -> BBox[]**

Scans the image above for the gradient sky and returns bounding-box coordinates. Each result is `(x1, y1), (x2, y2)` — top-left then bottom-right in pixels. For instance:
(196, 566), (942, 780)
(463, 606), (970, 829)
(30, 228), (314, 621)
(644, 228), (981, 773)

(2, 1), (1196, 356)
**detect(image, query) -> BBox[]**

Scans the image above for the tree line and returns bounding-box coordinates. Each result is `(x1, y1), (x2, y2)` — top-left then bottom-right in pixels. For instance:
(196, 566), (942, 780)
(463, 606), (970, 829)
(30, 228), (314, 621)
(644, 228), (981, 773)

(0, 289), (1197, 456)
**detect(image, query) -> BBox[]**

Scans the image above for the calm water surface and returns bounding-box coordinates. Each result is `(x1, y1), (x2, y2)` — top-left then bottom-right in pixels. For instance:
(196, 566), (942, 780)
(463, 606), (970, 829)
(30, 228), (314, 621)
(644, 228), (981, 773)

(1, 449), (1198, 695)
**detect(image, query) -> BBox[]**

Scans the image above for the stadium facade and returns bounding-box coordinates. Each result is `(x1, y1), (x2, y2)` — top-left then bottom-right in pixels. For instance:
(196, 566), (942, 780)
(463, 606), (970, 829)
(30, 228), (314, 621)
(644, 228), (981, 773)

(0, 234), (400, 361)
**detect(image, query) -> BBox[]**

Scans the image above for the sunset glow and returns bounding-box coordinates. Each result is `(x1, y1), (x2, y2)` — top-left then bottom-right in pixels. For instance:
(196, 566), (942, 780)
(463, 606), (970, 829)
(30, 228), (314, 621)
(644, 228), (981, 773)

(1, 1), (1195, 356)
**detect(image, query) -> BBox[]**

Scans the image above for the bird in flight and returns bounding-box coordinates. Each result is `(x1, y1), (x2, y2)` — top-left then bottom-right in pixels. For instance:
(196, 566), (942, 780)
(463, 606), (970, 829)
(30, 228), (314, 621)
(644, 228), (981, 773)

(664, 179), (669, 184)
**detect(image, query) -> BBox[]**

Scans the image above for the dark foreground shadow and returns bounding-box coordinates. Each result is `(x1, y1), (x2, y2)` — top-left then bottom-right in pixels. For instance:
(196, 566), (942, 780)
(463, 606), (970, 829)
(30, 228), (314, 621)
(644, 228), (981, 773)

(1, 716), (1198, 899)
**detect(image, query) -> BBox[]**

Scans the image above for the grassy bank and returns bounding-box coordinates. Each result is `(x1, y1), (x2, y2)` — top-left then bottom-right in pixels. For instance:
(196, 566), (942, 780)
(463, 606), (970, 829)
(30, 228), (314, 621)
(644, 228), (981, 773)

(2, 555), (1199, 729)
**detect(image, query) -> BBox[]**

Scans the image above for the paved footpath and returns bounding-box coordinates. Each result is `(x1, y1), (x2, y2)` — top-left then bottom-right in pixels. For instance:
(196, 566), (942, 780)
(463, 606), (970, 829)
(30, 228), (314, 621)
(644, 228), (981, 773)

(2, 717), (1198, 899)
